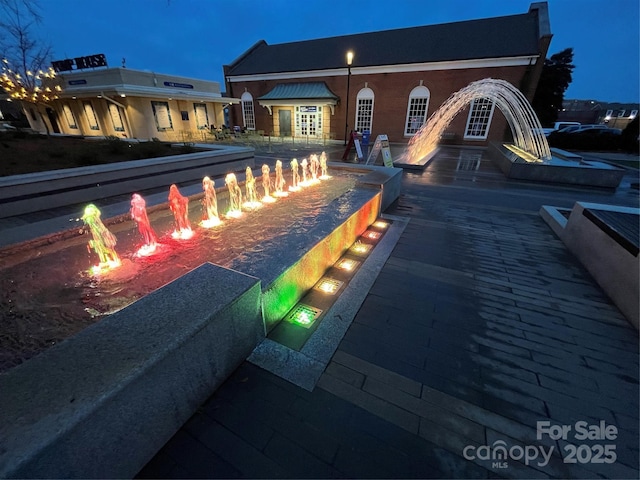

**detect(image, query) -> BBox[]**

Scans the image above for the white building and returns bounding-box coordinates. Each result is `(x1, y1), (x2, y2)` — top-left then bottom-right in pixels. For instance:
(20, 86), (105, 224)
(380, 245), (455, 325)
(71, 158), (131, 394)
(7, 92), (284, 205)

(28, 67), (238, 140)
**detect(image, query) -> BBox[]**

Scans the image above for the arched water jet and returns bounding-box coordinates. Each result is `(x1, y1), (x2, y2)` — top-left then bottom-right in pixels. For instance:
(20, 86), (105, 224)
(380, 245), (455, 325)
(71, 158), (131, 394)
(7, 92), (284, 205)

(404, 78), (551, 165)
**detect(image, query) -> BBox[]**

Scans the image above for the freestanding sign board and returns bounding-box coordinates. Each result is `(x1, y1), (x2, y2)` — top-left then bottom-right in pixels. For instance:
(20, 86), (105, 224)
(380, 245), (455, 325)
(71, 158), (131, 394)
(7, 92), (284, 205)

(366, 135), (394, 167)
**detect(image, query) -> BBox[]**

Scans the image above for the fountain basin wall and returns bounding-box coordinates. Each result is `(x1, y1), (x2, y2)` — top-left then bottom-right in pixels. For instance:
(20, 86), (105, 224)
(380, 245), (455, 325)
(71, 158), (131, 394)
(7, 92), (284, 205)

(0, 163), (403, 478)
(541, 202), (639, 328)
(0, 262), (263, 479)
(261, 190), (381, 332)
(0, 144), (254, 218)
(488, 142), (625, 188)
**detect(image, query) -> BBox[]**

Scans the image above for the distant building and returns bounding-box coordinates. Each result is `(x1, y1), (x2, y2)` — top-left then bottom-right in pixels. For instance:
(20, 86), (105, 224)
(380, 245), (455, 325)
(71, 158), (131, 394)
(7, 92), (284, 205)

(558, 99), (639, 130)
(223, 2), (552, 145)
(30, 67), (238, 140)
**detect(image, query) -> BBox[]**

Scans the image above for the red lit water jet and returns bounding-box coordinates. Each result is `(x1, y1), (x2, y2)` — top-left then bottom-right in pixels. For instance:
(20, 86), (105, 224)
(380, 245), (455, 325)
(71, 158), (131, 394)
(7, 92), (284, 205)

(130, 193), (158, 256)
(81, 203), (121, 274)
(168, 184), (193, 239)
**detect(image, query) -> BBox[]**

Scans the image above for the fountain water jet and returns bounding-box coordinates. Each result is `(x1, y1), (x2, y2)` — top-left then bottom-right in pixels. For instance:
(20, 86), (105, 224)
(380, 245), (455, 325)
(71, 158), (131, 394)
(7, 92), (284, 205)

(225, 173), (243, 217)
(201, 176), (222, 228)
(300, 158), (310, 186)
(309, 154), (320, 183)
(289, 158), (301, 192)
(320, 152), (330, 179)
(82, 204), (121, 274)
(261, 164), (275, 203)
(131, 194), (158, 256)
(168, 184), (193, 239)
(274, 160), (288, 197)
(403, 78), (551, 167)
(243, 167), (262, 209)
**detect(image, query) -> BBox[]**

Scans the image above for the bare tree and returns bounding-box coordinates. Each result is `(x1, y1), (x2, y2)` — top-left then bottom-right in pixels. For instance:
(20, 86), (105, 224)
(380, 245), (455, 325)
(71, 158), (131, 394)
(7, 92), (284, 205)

(0, 0), (60, 134)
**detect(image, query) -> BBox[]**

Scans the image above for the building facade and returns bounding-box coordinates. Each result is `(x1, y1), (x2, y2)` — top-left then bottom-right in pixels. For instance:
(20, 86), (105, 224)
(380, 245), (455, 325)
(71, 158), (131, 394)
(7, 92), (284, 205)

(28, 67), (238, 141)
(558, 99), (639, 130)
(223, 3), (551, 145)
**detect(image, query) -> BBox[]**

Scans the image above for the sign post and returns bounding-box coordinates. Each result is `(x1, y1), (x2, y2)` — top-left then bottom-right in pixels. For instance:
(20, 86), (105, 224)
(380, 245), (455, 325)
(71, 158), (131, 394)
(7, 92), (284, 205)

(366, 134), (394, 167)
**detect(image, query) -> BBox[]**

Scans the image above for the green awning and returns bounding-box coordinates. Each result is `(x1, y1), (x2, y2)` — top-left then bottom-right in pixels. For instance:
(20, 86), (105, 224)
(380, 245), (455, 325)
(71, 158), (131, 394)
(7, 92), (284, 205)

(258, 82), (338, 101)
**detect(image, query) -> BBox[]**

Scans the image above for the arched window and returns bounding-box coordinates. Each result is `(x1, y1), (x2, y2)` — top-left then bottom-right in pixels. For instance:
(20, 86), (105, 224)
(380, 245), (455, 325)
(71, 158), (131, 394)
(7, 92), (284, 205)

(355, 87), (374, 133)
(404, 85), (430, 136)
(241, 91), (255, 130)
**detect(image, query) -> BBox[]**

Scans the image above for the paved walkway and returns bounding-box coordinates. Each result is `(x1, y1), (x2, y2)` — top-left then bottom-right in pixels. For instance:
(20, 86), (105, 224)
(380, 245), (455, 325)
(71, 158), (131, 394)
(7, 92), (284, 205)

(133, 147), (639, 479)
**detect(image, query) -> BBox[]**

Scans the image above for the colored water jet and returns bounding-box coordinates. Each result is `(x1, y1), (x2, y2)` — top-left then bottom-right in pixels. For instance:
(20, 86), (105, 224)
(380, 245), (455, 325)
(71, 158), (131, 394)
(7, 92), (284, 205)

(130, 193), (158, 256)
(225, 173), (243, 217)
(168, 184), (193, 239)
(274, 160), (289, 197)
(82, 203), (121, 274)
(243, 167), (262, 209)
(289, 158), (301, 192)
(201, 176), (222, 228)
(261, 164), (275, 203)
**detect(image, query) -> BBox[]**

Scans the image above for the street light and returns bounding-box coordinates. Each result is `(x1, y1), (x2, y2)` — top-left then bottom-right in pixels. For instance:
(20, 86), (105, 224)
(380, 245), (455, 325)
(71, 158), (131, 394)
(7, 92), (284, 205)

(343, 50), (354, 146)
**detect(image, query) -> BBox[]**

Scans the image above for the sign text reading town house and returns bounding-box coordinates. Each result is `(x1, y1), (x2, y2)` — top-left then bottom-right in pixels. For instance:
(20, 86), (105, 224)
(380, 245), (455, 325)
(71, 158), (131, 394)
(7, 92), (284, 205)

(52, 54), (108, 73)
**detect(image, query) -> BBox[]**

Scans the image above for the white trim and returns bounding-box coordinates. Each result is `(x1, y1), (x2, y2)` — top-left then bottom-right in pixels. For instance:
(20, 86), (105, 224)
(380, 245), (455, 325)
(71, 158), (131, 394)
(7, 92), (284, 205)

(227, 55), (539, 82)
(59, 84), (239, 103)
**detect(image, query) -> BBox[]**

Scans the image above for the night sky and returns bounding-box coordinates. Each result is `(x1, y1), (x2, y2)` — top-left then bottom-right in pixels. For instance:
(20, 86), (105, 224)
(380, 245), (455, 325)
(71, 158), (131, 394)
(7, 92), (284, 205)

(31, 0), (640, 103)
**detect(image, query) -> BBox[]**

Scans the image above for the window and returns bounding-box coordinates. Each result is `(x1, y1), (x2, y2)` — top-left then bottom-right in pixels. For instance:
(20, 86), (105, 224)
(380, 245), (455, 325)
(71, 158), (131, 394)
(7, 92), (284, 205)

(108, 104), (125, 132)
(241, 91), (255, 130)
(605, 109), (614, 120)
(194, 103), (209, 129)
(62, 104), (78, 129)
(618, 110), (626, 118)
(355, 87), (374, 133)
(181, 111), (189, 121)
(151, 101), (173, 131)
(464, 98), (495, 140)
(83, 101), (100, 130)
(404, 85), (430, 136)
(630, 110), (638, 119)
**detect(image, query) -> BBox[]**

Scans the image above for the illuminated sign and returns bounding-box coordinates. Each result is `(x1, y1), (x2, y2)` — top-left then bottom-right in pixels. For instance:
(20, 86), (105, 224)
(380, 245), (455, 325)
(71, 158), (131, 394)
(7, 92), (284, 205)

(52, 54), (108, 72)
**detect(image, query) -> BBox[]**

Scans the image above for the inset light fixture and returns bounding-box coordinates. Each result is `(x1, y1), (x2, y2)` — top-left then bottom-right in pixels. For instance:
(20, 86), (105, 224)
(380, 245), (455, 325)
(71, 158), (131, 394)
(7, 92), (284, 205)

(363, 230), (381, 240)
(373, 220), (389, 229)
(337, 258), (360, 271)
(314, 278), (344, 295)
(285, 304), (323, 328)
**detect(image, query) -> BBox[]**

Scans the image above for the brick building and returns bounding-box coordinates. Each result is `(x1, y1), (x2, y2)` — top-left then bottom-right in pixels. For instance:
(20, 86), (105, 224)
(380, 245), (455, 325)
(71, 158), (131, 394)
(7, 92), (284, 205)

(223, 2), (551, 145)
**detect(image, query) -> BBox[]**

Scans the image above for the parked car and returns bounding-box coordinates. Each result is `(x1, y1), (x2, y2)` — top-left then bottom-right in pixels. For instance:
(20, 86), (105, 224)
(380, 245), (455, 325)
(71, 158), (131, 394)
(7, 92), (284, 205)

(0, 123), (17, 132)
(558, 124), (608, 134)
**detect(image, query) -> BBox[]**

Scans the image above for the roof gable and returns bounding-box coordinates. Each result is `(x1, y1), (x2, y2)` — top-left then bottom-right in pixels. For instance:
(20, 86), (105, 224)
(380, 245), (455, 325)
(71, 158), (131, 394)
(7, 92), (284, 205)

(227, 10), (541, 76)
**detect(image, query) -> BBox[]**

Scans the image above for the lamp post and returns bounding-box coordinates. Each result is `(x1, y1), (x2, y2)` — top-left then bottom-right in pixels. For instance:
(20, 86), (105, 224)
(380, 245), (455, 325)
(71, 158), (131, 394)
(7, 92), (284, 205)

(343, 50), (354, 146)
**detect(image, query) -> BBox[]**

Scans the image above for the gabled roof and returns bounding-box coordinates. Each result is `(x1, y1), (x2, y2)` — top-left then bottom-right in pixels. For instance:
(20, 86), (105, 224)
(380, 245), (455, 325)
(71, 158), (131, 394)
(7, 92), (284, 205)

(226, 7), (544, 77)
(258, 82), (338, 101)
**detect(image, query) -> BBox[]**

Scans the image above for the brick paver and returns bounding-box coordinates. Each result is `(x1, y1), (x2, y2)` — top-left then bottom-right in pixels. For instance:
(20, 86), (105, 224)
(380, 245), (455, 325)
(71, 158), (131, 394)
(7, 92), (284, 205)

(138, 147), (639, 479)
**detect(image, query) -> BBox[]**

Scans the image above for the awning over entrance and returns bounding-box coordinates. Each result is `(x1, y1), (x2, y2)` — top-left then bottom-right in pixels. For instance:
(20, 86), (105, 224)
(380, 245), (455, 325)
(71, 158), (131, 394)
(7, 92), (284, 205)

(258, 82), (338, 114)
